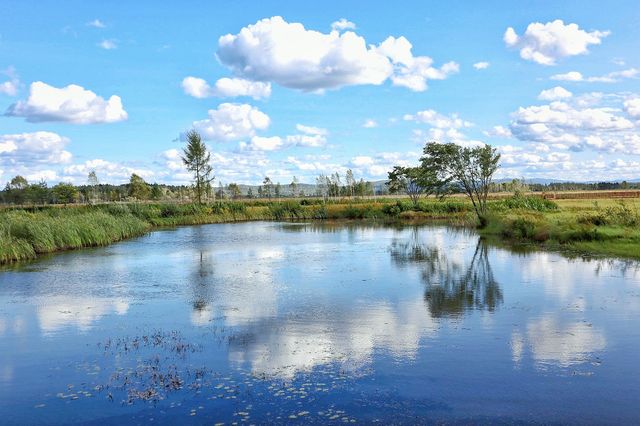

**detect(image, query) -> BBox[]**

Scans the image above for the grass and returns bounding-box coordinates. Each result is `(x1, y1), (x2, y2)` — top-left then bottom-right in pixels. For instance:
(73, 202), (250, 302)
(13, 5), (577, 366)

(2, 195), (640, 264)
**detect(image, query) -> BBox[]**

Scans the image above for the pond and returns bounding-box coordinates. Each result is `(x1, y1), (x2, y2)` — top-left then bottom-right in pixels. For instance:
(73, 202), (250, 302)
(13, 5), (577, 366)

(0, 222), (639, 424)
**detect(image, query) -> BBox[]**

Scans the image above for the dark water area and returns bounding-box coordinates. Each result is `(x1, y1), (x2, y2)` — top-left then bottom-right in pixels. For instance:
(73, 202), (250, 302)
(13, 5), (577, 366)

(1, 221), (639, 425)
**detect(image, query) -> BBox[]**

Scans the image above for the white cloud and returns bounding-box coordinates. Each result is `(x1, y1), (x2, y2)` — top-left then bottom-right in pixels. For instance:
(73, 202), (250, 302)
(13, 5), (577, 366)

(509, 96), (640, 154)
(295, 123), (327, 136)
(190, 103), (270, 141)
(348, 151), (420, 177)
(504, 20), (609, 65)
(62, 159), (155, 183)
(5, 81), (127, 124)
(483, 125), (512, 138)
(377, 36), (459, 91)
(0, 131), (72, 165)
(87, 19), (106, 28)
(181, 76), (271, 100)
(239, 136), (286, 152)
(238, 124), (328, 152)
(624, 97), (640, 118)
(406, 109), (483, 147)
(216, 16), (456, 92)
(551, 68), (638, 83)
(0, 67), (19, 96)
(331, 18), (356, 32)
(538, 86), (573, 101)
(550, 71), (584, 82)
(98, 39), (117, 50)
(473, 61), (490, 70)
(404, 109), (472, 129)
(363, 119), (378, 128)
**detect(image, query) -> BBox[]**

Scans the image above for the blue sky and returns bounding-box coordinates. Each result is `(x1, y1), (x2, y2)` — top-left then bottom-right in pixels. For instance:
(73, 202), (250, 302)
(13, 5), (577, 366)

(1, 0), (639, 185)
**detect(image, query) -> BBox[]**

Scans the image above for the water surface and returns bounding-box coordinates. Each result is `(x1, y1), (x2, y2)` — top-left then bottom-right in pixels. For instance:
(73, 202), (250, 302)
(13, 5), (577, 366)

(1, 222), (639, 424)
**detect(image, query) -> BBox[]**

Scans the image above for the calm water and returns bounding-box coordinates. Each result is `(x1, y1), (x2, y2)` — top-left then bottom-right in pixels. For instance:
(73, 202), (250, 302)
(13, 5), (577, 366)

(1, 222), (639, 425)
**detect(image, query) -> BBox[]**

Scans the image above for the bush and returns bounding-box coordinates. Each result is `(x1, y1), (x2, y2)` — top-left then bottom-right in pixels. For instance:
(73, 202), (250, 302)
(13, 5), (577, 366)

(492, 195), (558, 212)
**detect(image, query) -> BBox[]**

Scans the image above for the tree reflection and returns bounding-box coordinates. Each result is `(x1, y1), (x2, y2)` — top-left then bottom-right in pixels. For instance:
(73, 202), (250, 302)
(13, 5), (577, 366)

(390, 231), (502, 318)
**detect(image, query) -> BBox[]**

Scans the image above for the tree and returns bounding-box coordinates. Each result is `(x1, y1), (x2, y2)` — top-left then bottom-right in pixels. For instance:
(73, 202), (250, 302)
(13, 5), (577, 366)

(247, 187), (254, 198)
(345, 169), (355, 197)
(315, 174), (328, 200)
(150, 184), (163, 200)
(216, 181), (225, 200)
(182, 129), (214, 204)
(387, 166), (443, 206)
(262, 176), (274, 199)
(52, 182), (78, 204)
(129, 173), (150, 200)
(421, 142), (500, 225)
(25, 180), (50, 205)
(227, 183), (241, 199)
(275, 182), (281, 198)
(4, 175), (29, 204)
(87, 170), (99, 203)
(289, 176), (299, 198)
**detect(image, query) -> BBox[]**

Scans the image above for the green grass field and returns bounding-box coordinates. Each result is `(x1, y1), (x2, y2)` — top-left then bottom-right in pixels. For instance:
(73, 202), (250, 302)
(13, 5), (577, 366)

(1, 196), (639, 264)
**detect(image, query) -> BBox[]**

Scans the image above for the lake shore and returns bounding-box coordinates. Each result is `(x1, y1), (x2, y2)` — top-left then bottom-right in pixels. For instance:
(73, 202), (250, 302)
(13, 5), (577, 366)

(2, 196), (640, 264)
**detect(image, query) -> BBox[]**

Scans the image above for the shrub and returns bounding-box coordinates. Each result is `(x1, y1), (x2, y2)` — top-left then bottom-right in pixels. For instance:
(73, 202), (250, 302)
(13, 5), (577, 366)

(493, 195), (558, 212)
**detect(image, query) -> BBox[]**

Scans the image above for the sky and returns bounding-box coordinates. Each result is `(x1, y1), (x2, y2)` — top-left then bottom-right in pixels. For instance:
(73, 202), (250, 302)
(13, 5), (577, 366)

(0, 0), (639, 186)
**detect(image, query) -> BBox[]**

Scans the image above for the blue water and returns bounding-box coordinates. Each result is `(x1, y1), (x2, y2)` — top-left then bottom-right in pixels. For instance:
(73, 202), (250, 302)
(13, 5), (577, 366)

(0, 222), (639, 424)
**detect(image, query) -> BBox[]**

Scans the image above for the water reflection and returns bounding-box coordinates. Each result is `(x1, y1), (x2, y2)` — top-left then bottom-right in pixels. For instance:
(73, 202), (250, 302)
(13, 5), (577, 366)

(390, 231), (503, 318)
(512, 315), (606, 369)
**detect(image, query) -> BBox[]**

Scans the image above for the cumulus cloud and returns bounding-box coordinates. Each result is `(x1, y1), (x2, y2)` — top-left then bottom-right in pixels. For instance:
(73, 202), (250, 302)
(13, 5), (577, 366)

(238, 123), (328, 151)
(405, 109), (483, 147)
(5, 81), (127, 124)
(0, 131), (72, 165)
(538, 86), (573, 101)
(377, 36), (459, 91)
(473, 61), (490, 70)
(550, 68), (638, 83)
(181, 76), (271, 99)
(483, 125), (512, 138)
(403, 109), (472, 129)
(295, 123), (327, 136)
(509, 96), (640, 154)
(62, 159), (155, 183)
(504, 20), (609, 65)
(216, 16), (457, 92)
(331, 18), (356, 32)
(624, 97), (640, 118)
(348, 151), (420, 177)
(363, 119), (378, 128)
(189, 103), (270, 141)
(0, 67), (20, 96)
(98, 39), (117, 50)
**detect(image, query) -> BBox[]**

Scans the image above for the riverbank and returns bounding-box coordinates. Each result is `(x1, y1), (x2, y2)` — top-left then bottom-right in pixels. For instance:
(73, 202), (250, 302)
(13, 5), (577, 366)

(1, 196), (639, 264)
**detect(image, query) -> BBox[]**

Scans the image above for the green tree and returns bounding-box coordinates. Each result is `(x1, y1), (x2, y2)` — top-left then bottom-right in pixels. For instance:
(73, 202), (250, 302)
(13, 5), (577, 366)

(150, 184), (163, 200)
(227, 183), (241, 199)
(25, 180), (50, 205)
(182, 129), (214, 204)
(4, 175), (29, 204)
(129, 173), (150, 200)
(275, 182), (281, 198)
(387, 165), (442, 206)
(52, 182), (78, 204)
(262, 176), (274, 199)
(247, 187), (254, 198)
(345, 169), (355, 197)
(421, 142), (500, 225)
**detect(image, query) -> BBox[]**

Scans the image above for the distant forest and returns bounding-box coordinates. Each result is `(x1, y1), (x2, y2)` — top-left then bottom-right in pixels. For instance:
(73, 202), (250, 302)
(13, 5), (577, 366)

(1, 171), (639, 206)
